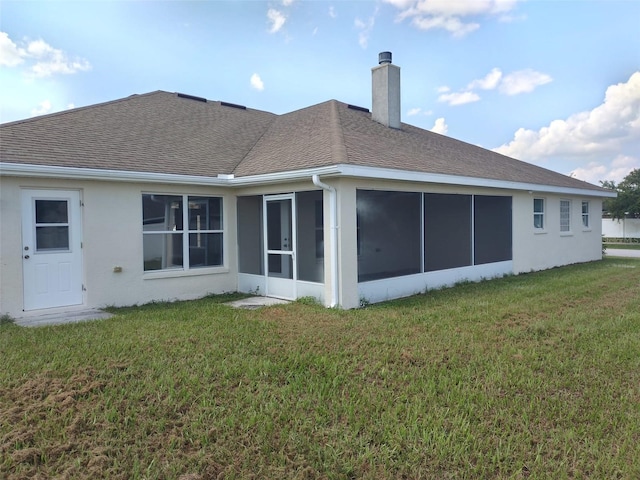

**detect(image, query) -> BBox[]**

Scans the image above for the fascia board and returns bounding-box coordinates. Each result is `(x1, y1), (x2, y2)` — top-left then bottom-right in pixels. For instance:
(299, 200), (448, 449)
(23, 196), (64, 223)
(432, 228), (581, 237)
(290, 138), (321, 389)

(0, 162), (342, 187)
(0, 162), (229, 186)
(335, 164), (617, 198)
(1, 161), (615, 198)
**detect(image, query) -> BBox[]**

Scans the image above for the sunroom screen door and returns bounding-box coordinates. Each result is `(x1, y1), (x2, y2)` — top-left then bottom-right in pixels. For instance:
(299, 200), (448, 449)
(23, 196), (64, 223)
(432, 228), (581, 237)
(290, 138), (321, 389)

(21, 189), (83, 311)
(264, 194), (296, 300)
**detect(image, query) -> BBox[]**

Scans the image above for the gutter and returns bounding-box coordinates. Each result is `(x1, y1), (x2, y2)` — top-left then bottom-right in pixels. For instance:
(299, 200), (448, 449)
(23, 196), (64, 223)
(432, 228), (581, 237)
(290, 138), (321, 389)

(1, 162), (613, 197)
(312, 174), (339, 308)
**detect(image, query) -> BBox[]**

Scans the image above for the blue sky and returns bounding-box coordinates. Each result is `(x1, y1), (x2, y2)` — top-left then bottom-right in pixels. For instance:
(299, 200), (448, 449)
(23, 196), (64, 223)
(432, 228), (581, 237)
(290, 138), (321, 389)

(1, 0), (638, 184)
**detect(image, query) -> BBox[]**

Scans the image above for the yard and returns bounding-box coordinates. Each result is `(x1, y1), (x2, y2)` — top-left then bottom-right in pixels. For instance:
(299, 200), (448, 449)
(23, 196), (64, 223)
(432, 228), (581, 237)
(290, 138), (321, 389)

(1, 258), (639, 479)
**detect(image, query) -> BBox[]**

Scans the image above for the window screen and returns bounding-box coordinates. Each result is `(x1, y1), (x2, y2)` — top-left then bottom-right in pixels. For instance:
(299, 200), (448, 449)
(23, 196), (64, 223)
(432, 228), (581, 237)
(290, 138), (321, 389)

(474, 195), (512, 265)
(357, 190), (421, 282)
(424, 193), (472, 272)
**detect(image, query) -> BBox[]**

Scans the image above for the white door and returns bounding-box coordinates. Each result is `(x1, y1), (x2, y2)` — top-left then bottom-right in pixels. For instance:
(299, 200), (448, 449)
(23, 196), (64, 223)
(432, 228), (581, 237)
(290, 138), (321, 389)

(21, 189), (83, 311)
(264, 194), (296, 299)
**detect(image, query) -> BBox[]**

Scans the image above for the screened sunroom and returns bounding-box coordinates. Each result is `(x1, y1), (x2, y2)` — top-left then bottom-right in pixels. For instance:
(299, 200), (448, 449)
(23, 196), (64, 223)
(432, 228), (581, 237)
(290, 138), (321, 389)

(356, 189), (513, 304)
(237, 190), (326, 302)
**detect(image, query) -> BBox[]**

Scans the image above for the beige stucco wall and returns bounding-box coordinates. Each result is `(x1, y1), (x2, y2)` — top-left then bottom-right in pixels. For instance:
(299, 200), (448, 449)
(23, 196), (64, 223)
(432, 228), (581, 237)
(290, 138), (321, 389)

(512, 193), (603, 273)
(0, 173), (606, 316)
(1, 176), (237, 317)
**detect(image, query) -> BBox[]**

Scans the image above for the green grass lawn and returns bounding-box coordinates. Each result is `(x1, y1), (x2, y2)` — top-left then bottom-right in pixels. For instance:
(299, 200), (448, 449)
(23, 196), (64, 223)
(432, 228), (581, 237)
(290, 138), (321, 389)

(2, 258), (639, 479)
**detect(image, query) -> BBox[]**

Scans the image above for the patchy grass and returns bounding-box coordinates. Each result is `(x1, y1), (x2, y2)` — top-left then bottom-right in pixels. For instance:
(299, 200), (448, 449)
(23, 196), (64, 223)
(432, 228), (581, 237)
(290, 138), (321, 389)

(1, 259), (639, 479)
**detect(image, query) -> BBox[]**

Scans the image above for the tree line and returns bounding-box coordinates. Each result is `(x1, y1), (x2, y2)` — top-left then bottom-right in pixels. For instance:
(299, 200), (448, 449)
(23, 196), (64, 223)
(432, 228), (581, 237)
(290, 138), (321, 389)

(601, 168), (640, 220)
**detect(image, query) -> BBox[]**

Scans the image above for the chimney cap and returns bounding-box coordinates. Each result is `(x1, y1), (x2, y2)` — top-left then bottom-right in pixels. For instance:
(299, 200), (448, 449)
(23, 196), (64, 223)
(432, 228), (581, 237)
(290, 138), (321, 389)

(378, 51), (392, 65)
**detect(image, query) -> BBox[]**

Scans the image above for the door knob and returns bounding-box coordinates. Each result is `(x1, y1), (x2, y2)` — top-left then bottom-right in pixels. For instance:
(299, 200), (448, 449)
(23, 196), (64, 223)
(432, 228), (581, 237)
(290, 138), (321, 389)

(24, 255), (30, 259)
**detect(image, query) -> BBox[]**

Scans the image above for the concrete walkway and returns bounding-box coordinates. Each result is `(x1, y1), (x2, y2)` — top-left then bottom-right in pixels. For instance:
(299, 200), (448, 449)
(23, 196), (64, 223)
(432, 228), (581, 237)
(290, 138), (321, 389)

(13, 296), (289, 327)
(15, 308), (114, 327)
(605, 249), (640, 258)
(224, 296), (290, 309)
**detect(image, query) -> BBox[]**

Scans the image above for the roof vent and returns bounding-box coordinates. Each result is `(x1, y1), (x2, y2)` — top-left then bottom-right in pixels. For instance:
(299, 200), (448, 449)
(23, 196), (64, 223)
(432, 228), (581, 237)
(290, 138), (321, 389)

(378, 51), (392, 65)
(220, 101), (247, 110)
(177, 93), (207, 103)
(348, 104), (369, 113)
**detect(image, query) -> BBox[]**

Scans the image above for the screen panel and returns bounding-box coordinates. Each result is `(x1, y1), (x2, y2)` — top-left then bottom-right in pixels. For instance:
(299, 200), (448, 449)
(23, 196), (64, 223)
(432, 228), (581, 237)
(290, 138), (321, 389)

(424, 193), (472, 272)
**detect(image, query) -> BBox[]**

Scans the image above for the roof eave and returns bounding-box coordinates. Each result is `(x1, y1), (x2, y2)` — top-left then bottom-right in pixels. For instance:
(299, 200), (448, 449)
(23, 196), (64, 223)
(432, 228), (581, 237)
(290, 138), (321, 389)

(1, 162), (615, 197)
(0, 162), (230, 186)
(334, 164), (616, 198)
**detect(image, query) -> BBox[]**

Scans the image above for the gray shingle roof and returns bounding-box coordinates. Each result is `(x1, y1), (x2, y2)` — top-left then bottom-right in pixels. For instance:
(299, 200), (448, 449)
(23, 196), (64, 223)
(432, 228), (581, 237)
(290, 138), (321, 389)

(0, 90), (607, 192)
(0, 91), (275, 177)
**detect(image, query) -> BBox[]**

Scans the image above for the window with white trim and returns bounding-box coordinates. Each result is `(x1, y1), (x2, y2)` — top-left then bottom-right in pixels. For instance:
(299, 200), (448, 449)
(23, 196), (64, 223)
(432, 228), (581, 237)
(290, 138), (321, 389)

(142, 194), (223, 271)
(560, 199), (571, 232)
(582, 201), (590, 228)
(533, 198), (545, 229)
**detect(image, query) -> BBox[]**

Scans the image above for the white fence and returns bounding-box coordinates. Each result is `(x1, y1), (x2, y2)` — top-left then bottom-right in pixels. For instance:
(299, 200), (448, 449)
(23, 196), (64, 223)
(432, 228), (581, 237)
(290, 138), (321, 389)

(602, 217), (640, 239)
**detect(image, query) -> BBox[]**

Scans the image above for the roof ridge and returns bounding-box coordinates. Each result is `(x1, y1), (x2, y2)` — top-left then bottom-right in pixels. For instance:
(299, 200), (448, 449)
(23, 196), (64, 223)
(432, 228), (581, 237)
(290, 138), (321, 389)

(329, 100), (349, 165)
(230, 106), (279, 176)
(0, 90), (169, 127)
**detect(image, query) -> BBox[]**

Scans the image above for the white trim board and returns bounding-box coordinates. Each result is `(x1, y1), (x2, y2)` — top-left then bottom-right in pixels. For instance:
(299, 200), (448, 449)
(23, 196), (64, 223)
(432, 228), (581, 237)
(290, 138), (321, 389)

(1, 162), (614, 197)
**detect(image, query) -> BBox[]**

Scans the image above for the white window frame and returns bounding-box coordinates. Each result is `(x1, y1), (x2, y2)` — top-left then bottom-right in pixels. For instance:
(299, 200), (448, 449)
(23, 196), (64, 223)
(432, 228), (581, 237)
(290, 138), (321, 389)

(533, 198), (545, 230)
(581, 201), (590, 229)
(560, 199), (571, 233)
(142, 193), (224, 272)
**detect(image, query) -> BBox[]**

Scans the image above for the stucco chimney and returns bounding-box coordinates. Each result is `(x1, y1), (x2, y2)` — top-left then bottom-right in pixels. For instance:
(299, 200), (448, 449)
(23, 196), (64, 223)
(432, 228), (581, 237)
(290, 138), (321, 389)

(372, 51), (401, 129)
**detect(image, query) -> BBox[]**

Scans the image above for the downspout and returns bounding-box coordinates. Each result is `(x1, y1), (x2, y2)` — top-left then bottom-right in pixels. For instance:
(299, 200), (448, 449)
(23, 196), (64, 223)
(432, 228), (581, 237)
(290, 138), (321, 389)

(312, 174), (339, 308)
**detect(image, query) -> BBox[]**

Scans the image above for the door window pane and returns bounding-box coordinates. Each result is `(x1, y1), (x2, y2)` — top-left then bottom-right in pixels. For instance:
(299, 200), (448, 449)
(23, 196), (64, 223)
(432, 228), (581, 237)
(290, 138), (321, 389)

(267, 200), (292, 251)
(35, 200), (68, 223)
(36, 226), (70, 251)
(268, 254), (293, 279)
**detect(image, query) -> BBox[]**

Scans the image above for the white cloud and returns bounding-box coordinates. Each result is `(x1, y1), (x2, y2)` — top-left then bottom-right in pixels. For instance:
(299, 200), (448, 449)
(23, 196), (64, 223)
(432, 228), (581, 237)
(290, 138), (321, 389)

(438, 67), (550, 108)
(407, 107), (432, 116)
(0, 32), (91, 77)
(329, 6), (337, 18)
(499, 69), (552, 95)
(355, 10), (377, 48)
(467, 67), (503, 90)
(0, 31), (24, 67)
(282, 0), (295, 6)
(430, 117), (448, 135)
(385, 0), (521, 37)
(494, 71), (640, 165)
(411, 15), (479, 37)
(570, 155), (638, 184)
(267, 8), (287, 33)
(438, 91), (480, 106)
(31, 99), (52, 116)
(250, 73), (264, 91)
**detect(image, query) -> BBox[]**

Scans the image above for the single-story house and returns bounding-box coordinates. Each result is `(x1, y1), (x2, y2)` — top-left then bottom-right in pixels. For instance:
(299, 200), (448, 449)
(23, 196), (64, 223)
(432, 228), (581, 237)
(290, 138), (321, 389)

(0, 52), (615, 315)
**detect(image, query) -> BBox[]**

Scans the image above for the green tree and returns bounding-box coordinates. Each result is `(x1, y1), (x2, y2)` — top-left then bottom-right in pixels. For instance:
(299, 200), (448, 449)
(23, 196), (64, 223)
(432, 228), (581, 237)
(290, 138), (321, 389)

(601, 168), (640, 220)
